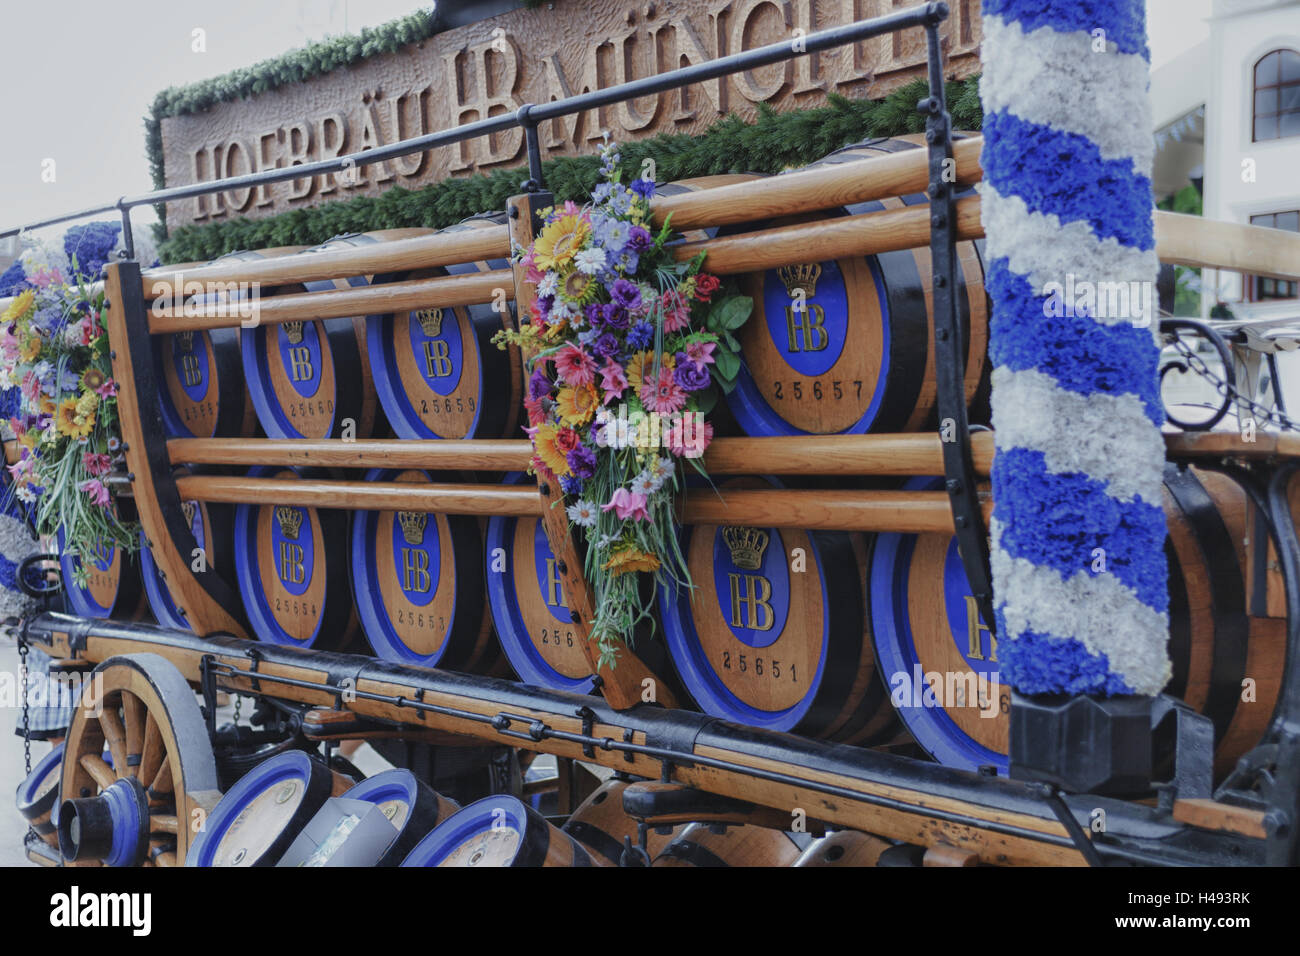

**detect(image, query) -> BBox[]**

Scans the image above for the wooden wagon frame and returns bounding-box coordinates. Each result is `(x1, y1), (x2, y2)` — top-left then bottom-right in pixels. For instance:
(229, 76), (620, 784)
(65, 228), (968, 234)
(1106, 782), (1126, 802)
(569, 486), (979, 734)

(7, 1), (1300, 867)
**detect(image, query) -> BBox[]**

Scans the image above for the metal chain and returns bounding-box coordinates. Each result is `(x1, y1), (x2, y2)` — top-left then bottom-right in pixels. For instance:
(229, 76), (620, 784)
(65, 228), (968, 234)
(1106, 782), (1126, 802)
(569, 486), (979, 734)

(1166, 332), (1300, 432)
(17, 631), (31, 776)
(233, 694), (242, 725)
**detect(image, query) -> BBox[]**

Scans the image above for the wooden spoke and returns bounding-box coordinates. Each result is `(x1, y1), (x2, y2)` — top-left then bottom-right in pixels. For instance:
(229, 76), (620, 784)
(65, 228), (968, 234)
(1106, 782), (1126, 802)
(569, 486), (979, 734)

(148, 758), (174, 796)
(98, 706), (130, 778)
(150, 814), (179, 835)
(139, 712), (165, 785)
(121, 691), (146, 775)
(79, 754), (117, 791)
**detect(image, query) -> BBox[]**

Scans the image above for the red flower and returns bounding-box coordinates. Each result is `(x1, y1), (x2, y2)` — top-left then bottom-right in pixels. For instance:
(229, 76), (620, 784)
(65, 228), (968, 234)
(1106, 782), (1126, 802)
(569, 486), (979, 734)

(524, 395), (548, 426)
(555, 427), (581, 455)
(694, 274), (720, 301)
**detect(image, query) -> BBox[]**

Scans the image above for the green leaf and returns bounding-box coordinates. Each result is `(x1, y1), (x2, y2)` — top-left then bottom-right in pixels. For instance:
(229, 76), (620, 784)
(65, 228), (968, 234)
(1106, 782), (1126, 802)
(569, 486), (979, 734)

(713, 348), (740, 381)
(693, 384), (719, 416)
(708, 296), (752, 333)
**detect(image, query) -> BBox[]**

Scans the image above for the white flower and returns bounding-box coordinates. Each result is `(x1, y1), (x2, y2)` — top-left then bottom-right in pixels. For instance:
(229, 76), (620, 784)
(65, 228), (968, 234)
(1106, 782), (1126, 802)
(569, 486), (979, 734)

(651, 456), (675, 485)
(566, 499), (599, 528)
(536, 272), (559, 297)
(574, 247), (606, 275)
(64, 324), (83, 346)
(15, 485), (37, 504)
(630, 470), (659, 496)
(596, 533), (620, 550)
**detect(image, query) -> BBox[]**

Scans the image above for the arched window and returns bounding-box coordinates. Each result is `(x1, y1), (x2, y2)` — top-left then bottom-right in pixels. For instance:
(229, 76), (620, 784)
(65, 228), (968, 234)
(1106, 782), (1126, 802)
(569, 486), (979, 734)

(1254, 49), (1300, 141)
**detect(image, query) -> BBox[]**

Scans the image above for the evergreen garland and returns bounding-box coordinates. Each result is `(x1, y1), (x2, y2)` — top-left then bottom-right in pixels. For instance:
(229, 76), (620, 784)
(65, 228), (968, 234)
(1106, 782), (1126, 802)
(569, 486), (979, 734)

(158, 77), (981, 263)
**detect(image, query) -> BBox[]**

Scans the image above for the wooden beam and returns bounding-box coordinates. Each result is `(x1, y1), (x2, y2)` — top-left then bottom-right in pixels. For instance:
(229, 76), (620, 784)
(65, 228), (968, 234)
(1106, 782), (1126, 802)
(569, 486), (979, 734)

(651, 137), (983, 230)
(1155, 211), (1300, 282)
(167, 432), (996, 477)
(673, 194), (984, 275)
(1165, 431), (1300, 461)
(1172, 798), (1269, 839)
(141, 225), (511, 295)
(147, 268), (512, 334)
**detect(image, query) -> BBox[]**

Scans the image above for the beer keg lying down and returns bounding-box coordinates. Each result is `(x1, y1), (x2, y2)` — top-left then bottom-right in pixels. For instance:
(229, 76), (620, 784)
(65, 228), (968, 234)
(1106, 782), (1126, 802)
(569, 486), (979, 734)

(234, 465), (360, 650)
(15, 742), (65, 847)
(152, 249), (303, 440)
(350, 468), (499, 670)
(339, 769), (460, 866)
(562, 779), (683, 866)
(242, 231), (432, 439)
(140, 466), (234, 632)
(869, 468), (1282, 777)
(187, 750), (335, 867)
(652, 823), (806, 867)
(725, 136), (988, 437)
(59, 528), (147, 622)
(794, 829), (893, 867)
(657, 476), (897, 741)
(366, 216), (520, 441)
(401, 794), (597, 867)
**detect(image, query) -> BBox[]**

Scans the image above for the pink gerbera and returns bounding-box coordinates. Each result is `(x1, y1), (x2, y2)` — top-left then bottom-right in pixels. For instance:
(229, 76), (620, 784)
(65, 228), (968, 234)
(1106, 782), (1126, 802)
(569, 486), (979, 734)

(666, 415), (714, 459)
(82, 452), (112, 476)
(554, 344), (598, 388)
(641, 366), (686, 415)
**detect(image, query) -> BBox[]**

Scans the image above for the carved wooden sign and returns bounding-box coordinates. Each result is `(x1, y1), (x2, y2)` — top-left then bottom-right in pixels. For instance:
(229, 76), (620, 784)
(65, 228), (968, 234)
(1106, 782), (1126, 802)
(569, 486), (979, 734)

(160, 0), (981, 231)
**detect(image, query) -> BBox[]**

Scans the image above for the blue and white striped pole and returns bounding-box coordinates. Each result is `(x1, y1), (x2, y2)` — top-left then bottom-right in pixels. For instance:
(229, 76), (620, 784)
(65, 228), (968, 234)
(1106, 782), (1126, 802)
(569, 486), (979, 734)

(979, 0), (1169, 698)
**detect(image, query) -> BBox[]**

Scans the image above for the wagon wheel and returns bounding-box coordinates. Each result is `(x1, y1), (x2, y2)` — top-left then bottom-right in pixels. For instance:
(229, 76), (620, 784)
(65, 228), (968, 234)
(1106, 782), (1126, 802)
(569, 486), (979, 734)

(58, 654), (220, 867)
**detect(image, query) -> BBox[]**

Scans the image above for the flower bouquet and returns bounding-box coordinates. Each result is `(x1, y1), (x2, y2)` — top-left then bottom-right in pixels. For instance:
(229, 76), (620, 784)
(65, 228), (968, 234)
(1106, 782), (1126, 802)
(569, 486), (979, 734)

(495, 142), (753, 669)
(2, 263), (136, 581)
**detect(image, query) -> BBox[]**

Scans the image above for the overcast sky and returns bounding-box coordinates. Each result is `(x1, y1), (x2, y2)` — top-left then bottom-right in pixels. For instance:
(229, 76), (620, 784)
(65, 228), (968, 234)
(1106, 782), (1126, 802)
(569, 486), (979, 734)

(0, 0), (1213, 241)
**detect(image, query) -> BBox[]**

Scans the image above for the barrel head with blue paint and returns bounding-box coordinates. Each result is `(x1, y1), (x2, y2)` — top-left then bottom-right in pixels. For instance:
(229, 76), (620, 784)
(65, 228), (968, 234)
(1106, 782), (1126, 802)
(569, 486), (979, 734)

(16, 741), (65, 846)
(186, 750), (334, 867)
(367, 217), (518, 440)
(341, 768), (459, 866)
(234, 465), (359, 650)
(242, 232), (423, 439)
(400, 794), (594, 867)
(58, 529), (145, 621)
(486, 473), (592, 692)
(351, 467), (496, 669)
(658, 476), (890, 740)
(141, 468), (232, 632)
(725, 138), (989, 437)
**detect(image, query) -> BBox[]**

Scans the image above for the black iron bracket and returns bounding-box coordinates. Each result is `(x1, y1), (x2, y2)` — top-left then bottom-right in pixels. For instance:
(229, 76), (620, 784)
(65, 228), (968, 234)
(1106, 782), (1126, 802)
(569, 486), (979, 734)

(920, 11), (995, 632)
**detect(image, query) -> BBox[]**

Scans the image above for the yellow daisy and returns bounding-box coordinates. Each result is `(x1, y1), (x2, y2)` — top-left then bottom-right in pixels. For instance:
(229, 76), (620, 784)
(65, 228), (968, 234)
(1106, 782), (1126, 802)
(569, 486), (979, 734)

(19, 336), (41, 362)
(533, 214), (590, 272)
(624, 350), (675, 397)
(2, 290), (35, 324)
(555, 384), (599, 427)
(603, 546), (661, 576)
(55, 398), (94, 439)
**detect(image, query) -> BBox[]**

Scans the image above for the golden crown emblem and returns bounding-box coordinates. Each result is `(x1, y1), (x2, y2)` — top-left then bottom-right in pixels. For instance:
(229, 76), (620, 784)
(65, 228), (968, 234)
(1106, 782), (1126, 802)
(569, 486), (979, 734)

(275, 505), (304, 540)
(416, 308), (444, 337)
(282, 321), (305, 345)
(176, 330), (195, 353)
(778, 262), (821, 299)
(181, 500), (197, 528)
(723, 526), (769, 571)
(397, 510), (427, 545)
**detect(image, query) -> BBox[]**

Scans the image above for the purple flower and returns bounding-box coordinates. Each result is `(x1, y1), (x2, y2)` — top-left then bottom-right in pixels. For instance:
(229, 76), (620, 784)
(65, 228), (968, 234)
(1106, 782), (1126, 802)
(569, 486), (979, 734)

(592, 332), (619, 359)
(627, 225), (653, 252)
(631, 178), (655, 200)
(674, 360), (711, 392)
(536, 294), (554, 319)
(566, 444), (597, 480)
(559, 473), (584, 495)
(610, 278), (641, 311)
(584, 303), (605, 327)
(603, 305), (629, 331)
(627, 321), (654, 350)
(528, 367), (552, 401)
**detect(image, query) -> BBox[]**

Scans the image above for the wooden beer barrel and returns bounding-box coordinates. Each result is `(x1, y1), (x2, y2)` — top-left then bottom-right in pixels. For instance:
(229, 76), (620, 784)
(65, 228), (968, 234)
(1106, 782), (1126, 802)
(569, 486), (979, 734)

(868, 468), (1281, 776)
(140, 466), (233, 631)
(725, 136), (988, 436)
(485, 472), (593, 693)
(58, 528), (147, 621)
(15, 742), (65, 847)
(153, 249), (301, 440)
(367, 216), (520, 440)
(658, 475), (896, 739)
(350, 467), (499, 670)
(233, 465), (360, 650)
(652, 823), (804, 867)
(794, 829), (892, 867)
(340, 769), (460, 866)
(400, 794), (597, 867)
(186, 750), (334, 867)
(242, 230), (429, 439)
(562, 778), (683, 866)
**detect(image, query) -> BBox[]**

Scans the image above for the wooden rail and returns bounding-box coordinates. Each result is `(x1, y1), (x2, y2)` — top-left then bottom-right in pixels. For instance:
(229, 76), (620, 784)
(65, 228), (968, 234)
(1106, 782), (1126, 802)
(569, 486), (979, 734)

(172, 473), (981, 534)
(167, 432), (997, 477)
